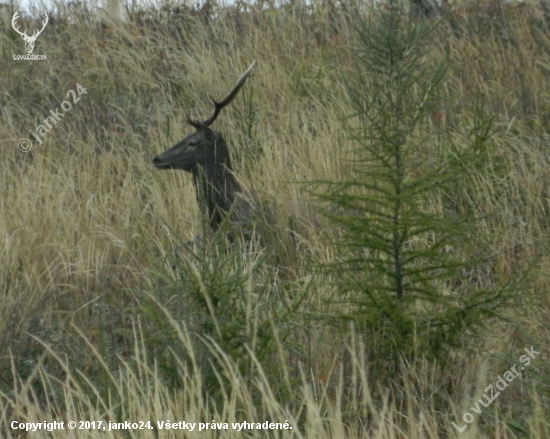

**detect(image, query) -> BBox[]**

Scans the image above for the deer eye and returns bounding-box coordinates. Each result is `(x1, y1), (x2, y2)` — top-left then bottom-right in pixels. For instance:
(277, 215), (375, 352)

(187, 141), (198, 148)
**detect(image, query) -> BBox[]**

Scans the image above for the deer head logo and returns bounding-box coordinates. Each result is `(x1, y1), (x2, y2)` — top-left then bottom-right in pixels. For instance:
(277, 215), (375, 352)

(12, 11), (48, 54)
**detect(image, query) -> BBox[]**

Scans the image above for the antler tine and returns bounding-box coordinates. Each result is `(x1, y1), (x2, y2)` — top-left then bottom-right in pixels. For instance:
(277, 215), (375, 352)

(186, 113), (202, 130)
(197, 61), (257, 127)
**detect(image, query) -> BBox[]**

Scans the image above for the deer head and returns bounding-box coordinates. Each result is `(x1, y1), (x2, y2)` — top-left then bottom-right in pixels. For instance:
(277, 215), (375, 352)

(152, 61), (256, 231)
(12, 11), (48, 54)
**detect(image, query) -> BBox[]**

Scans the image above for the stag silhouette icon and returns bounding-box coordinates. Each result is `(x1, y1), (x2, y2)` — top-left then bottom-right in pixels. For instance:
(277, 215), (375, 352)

(12, 11), (48, 54)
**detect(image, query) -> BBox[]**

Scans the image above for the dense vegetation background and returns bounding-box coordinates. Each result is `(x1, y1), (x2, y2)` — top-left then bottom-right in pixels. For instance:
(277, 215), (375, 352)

(0, 0), (549, 437)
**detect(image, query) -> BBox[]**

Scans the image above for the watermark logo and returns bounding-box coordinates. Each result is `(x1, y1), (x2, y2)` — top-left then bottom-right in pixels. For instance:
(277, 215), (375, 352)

(452, 346), (541, 433)
(12, 11), (48, 60)
(18, 83), (88, 152)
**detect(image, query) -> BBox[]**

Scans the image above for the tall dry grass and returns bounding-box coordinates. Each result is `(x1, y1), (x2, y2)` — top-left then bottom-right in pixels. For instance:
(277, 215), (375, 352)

(0, 0), (549, 437)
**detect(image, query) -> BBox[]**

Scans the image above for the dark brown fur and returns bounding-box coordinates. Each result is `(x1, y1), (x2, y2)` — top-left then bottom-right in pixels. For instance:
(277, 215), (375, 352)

(152, 62), (256, 231)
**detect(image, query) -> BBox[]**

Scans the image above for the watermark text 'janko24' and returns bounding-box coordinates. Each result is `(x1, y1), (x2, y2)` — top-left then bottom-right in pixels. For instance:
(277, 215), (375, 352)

(18, 84), (88, 152)
(452, 346), (541, 433)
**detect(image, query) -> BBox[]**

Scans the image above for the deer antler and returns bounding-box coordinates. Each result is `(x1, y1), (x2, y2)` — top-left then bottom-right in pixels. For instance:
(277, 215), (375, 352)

(31, 14), (49, 39)
(11, 11), (27, 38)
(11, 12), (48, 41)
(187, 61), (257, 128)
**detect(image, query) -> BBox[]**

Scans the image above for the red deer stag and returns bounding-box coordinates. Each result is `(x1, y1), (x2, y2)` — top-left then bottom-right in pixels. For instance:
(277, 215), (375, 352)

(152, 61), (258, 235)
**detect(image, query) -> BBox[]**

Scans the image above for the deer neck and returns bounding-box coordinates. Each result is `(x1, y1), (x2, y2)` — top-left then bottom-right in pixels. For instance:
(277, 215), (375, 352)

(192, 161), (242, 231)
